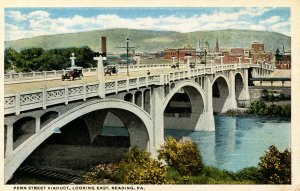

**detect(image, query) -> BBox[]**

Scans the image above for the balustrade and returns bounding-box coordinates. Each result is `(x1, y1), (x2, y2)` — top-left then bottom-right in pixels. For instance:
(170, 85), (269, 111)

(4, 63), (274, 115)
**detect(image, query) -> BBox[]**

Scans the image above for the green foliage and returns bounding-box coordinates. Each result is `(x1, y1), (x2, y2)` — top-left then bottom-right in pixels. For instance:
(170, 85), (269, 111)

(84, 163), (118, 184)
(249, 100), (267, 115)
(158, 137), (204, 176)
(258, 145), (291, 184)
(116, 147), (167, 184)
(4, 48), (21, 71)
(4, 46), (96, 72)
(201, 166), (237, 182)
(249, 100), (290, 117)
(165, 166), (257, 184)
(235, 167), (262, 183)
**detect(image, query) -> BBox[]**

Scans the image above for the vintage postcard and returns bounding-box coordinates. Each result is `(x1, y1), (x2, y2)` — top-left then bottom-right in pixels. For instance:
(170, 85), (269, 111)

(1, 0), (299, 191)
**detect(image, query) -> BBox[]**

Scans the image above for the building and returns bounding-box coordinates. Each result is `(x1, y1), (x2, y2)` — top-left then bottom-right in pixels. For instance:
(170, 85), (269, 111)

(164, 45), (196, 59)
(251, 41), (264, 53)
(275, 47), (291, 69)
(250, 41), (273, 63)
(223, 48), (247, 64)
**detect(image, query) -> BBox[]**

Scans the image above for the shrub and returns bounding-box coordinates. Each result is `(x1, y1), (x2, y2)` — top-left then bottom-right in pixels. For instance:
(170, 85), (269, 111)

(249, 100), (291, 117)
(235, 167), (262, 183)
(258, 145), (291, 184)
(249, 100), (267, 116)
(84, 163), (118, 184)
(281, 104), (291, 117)
(158, 137), (204, 176)
(116, 147), (167, 184)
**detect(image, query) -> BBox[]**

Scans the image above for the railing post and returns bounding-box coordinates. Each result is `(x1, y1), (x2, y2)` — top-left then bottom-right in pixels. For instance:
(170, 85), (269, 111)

(65, 86), (69, 105)
(15, 92), (20, 115)
(115, 81), (118, 94)
(126, 78), (129, 91)
(94, 55), (105, 98)
(83, 84), (86, 101)
(137, 77), (140, 89)
(42, 88), (46, 109)
(146, 75), (149, 87)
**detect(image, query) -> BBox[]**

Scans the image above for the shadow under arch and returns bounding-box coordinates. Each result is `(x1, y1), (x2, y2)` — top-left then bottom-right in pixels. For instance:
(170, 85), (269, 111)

(235, 72), (244, 101)
(212, 75), (230, 113)
(163, 81), (206, 131)
(5, 99), (152, 183)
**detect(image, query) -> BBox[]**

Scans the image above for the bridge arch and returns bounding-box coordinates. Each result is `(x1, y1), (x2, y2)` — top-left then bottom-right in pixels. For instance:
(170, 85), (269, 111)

(40, 111), (59, 129)
(5, 99), (153, 183)
(124, 93), (133, 103)
(212, 75), (230, 113)
(13, 116), (36, 150)
(235, 72), (244, 101)
(163, 81), (206, 131)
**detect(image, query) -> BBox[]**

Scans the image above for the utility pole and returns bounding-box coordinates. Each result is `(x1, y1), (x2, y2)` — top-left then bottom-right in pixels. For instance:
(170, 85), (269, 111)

(116, 38), (137, 76)
(204, 48), (207, 67)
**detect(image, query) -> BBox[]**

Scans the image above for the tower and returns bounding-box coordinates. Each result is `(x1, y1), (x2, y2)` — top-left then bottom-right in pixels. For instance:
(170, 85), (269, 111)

(215, 37), (219, 52)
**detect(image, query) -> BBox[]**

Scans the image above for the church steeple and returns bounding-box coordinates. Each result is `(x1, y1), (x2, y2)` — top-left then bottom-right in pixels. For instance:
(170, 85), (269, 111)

(215, 37), (219, 52)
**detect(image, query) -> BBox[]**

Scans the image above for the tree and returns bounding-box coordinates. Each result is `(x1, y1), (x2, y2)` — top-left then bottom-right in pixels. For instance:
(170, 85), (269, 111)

(4, 48), (20, 72)
(258, 145), (291, 184)
(116, 147), (167, 184)
(158, 137), (204, 176)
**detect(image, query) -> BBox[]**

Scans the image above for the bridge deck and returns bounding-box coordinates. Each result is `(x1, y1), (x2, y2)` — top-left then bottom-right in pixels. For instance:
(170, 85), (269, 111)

(250, 77), (291, 81)
(4, 68), (173, 94)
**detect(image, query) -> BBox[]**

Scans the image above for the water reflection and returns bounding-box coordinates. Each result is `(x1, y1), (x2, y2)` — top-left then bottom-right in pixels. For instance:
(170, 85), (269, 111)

(165, 115), (290, 172)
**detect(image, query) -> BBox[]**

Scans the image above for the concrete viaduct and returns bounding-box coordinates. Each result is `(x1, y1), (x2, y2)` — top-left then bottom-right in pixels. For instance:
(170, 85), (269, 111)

(3, 57), (274, 183)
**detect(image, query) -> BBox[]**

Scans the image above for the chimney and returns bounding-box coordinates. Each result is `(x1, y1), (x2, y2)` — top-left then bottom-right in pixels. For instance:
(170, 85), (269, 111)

(101, 36), (107, 57)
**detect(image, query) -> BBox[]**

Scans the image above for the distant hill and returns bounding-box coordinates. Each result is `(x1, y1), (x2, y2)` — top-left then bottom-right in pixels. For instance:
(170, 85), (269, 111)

(5, 29), (291, 53)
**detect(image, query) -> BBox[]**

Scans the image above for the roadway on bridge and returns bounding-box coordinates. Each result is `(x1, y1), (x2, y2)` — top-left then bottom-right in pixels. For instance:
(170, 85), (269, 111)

(4, 67), (183, 94)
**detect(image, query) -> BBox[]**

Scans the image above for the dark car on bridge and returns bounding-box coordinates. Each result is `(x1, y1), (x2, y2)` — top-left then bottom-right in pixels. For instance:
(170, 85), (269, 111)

(62, 66), (83, 81)
(104, 65), (118, 76)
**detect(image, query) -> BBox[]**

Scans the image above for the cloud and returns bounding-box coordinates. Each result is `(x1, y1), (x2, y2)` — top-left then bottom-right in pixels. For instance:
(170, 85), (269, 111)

(259, 16), (282, 25)
(6, 11), (26, 22)
(5, 8), (290, 41)
(27, 11), (50, 19)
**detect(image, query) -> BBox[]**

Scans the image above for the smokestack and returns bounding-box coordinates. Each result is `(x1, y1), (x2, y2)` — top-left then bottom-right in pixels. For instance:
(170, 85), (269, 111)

(101, 36), (107, 57)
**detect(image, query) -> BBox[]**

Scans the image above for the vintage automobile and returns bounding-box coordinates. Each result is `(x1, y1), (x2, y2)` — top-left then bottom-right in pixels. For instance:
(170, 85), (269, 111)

(104, 65), (118, 76)
(171, 62), (179, 69)
(62, 66), (83, 81)
(190, 62), (195, 69)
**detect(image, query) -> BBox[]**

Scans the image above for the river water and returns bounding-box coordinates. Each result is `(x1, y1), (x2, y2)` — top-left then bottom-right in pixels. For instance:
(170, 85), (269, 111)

(165, 115), (290, 172)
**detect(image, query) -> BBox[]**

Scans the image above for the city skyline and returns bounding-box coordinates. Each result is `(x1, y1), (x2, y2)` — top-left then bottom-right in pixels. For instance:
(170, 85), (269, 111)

(5, 7), (290, 41)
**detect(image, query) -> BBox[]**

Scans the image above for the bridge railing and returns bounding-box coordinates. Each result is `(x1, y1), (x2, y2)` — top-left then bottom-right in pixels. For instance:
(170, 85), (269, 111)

(4, 63), (274, 115)
(4, 74), (163, 115)
(4, 68), (97, 82)
(4, 63), (177, 83)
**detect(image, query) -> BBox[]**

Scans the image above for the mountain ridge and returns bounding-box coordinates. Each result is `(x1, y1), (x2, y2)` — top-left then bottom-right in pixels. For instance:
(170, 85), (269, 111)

(5, 28), (291, 53)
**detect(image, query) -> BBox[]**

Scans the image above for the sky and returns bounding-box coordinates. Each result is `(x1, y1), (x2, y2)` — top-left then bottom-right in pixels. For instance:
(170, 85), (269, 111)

(5, 7), (290, 41)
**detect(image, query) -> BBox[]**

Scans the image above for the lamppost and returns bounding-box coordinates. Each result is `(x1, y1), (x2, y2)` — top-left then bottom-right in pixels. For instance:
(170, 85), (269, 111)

(126, 38), (129, 76)
(117, 38), (136, 76)
(204, 48), (207, 67)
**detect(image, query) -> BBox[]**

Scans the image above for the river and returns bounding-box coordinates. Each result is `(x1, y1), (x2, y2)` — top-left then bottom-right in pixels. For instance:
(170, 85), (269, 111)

(8, 115), (290, 184)
(165, 115), (291, 172)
